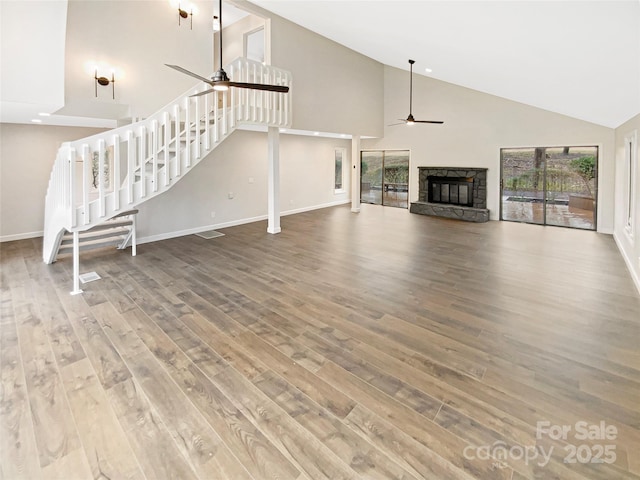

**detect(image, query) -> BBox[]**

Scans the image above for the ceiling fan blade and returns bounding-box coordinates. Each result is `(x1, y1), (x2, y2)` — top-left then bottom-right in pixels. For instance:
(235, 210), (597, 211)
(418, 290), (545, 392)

(414, 120), (444, 124)
(190, 88), (216, 97)
(228, 82), (290, 93)
(166, 64), (213, 84)
(388, 122), (406, 126)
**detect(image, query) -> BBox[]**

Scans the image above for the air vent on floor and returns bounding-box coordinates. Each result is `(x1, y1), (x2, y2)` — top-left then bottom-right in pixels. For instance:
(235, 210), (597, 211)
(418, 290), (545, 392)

(79, 271), (101, 284)
(195, 230), (225, 239)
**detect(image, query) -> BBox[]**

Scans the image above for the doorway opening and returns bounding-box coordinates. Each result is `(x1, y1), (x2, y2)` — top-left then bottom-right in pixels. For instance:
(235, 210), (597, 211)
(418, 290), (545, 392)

(361, 150), (409, 208)
(500, 146), (598, 230)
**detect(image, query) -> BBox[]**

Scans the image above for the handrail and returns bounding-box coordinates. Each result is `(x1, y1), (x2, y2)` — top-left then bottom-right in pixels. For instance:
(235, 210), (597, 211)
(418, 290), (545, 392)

(43, 57), (292, 263)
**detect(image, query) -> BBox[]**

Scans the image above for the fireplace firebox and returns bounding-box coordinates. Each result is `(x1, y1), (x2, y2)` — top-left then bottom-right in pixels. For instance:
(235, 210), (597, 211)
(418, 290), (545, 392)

(428, 176), (474, 207)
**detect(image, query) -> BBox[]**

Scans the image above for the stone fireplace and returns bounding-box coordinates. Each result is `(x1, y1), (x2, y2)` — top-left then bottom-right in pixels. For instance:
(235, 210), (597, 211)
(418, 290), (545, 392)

(410, 167), (489, 222)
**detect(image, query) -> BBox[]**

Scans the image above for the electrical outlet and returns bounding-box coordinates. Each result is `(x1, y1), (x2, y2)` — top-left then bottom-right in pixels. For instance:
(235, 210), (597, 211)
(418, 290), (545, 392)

(248, 177), (254, 184)
(211, 211), (216, 218)
(228, 192), (234, 199)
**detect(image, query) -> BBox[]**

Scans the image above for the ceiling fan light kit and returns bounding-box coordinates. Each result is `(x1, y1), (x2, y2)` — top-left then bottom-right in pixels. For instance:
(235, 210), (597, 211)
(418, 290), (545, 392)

(166, 0), (289, 96)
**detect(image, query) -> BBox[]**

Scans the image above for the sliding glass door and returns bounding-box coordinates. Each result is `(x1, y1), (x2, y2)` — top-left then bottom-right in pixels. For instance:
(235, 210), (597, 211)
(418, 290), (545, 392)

(361, 150), (409, 208)
(500, 146), (598, 230)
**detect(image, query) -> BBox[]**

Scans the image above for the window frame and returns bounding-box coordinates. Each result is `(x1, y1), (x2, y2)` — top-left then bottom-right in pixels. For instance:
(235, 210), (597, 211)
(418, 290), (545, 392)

(624, 131), (638, 240)
(334, 147), (346, 194)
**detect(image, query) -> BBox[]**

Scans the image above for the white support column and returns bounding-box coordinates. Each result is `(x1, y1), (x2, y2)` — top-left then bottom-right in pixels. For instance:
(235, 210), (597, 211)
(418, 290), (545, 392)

(131, 214), (137, 257)
(351, 135), (361, 213)
(267, 126), (281, 234)
(70, 231), (83, 295)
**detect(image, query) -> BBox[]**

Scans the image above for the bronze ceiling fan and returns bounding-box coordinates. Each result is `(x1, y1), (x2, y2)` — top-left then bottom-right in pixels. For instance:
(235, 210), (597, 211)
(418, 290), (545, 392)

(390, 59), (443, 126)
(166, 0), (289, 96)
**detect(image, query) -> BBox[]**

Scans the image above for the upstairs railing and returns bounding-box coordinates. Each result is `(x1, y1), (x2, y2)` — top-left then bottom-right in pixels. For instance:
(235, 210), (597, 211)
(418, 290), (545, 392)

(43, 58), (292, 263)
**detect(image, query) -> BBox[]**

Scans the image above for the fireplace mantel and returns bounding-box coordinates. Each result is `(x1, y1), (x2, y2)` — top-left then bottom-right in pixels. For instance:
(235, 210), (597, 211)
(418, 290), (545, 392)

(410, 167), (490, 222)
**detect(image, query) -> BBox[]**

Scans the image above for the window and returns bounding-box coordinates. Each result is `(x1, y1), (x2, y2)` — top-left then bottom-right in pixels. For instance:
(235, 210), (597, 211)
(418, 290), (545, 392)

(244, 27), (265, 63)
(624, 131), (637, 238)
(334, 148), (345, 193)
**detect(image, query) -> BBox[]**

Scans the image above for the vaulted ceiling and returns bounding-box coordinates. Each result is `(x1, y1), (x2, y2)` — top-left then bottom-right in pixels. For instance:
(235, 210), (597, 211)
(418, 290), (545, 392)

(247, 0), (640, 128)
(2, 1), (638, 128)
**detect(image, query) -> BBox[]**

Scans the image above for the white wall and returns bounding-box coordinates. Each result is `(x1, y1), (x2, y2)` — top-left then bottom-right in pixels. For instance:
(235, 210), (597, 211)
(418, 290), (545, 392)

(363, 65), (616, 231)
(217, 14), (265, 66)
(0, 1), (66, 112)
(268, 12), (383, 137)
(135, 130), (351, 242)
(60, 0), (216, 121)
(0, 123), (107, 241)
(614, 113), (640, 293)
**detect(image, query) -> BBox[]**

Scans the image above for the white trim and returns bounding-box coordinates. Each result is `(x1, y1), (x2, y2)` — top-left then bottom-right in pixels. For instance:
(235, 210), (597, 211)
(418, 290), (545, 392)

(0, 230), (44, 242)
(613, 232), (640, 295)
(283, 199), (350, 217)
(137, 200), (351, 245)
(334, 147), (347, 194)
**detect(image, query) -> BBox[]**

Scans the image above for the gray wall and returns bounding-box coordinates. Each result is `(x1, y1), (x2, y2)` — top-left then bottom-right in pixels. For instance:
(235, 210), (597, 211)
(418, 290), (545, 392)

(363, 65), (616, 232)
(269, 14), (384, 137)
(135, 130), (351, 242)
(61, 0), (216, 121)
(0, 123), (107, 241)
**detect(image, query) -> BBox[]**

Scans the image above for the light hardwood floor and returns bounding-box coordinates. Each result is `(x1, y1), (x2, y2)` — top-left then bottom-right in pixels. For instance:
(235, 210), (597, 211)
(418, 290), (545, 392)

(1, 204), (639, 480)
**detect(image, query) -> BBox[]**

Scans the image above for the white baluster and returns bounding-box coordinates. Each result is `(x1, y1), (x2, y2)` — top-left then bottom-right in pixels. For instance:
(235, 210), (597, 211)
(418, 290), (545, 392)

(185, 96), (191, 167)
(69, 147), (77, 228)
(204, 92), (211, 151)
(195, 91), (201, 159)
(98, 139), (106, 217)
(127, 130), (135, 203)
(213, 91), (219, 143)
(164, 112), (170, 186)
(174, 104), (181, 177)
(139, 125), (147, 198)
(82, 144), (90, 224)
(222, 90), (228, 135)
(113, 134), (120, 211)
(151, 120), (158, 192)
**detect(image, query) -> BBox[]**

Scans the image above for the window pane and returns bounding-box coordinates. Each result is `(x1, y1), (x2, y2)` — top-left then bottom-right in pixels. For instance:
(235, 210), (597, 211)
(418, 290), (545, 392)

(335, 149), (343, 190)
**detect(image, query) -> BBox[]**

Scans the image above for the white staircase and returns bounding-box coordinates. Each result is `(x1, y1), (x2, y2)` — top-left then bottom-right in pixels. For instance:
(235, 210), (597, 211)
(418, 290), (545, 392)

(42, 58), (292, 293)
(56, 210), (138, 257)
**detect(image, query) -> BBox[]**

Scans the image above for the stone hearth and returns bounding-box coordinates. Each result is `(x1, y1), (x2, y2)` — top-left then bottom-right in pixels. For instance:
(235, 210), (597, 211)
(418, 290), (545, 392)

(410, 167), (489, 222)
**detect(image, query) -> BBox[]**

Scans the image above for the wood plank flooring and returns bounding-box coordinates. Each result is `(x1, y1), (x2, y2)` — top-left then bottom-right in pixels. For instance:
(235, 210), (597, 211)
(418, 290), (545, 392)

(1, 204), (639, 480)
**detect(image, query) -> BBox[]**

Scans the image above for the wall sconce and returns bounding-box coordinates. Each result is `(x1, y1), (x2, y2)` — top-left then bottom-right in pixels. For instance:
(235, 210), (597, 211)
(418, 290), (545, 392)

(95, 70), (116, 99)
(178, 4), (193, 29)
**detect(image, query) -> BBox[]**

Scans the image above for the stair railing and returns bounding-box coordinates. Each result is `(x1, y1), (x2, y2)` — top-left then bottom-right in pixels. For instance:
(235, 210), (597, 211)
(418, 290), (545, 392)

(43, 57), (292, 266)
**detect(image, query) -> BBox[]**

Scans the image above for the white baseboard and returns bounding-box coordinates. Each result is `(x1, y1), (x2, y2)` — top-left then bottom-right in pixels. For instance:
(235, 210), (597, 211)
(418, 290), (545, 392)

(282, 199), (350, 217)
(0, 230), (43, 242)
(136, 200), (351, 245)
(137, 215), (267, 245)
(613, 231), (640, 295)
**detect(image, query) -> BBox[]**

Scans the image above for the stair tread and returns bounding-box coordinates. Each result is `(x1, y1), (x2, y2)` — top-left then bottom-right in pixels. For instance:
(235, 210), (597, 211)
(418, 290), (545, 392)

(58, 236), (127, 250)
(84, 218), (134, 230)
(62, 226), (130, 242)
